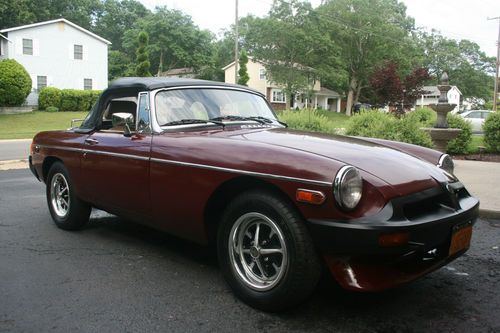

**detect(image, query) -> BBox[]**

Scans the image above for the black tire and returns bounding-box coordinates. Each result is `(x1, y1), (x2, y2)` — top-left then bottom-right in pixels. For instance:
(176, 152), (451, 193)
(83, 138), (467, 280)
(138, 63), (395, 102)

(46, 161), (91, 230)
(217, 190), (321, 311)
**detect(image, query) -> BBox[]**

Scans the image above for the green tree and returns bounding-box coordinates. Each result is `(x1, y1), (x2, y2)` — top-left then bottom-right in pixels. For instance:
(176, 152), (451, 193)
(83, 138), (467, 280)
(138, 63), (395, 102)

(135, 31), (151, 77)
(123, 7), (214, 76)
(245, 0), (330, 108)
(237, 50), (249, 85)
(318, 0), (418, 115)
(94, 0), (150, 52)
(0, 0), (103, 30)
(0, 59), (32, 106)
(417, 32), (495, 102)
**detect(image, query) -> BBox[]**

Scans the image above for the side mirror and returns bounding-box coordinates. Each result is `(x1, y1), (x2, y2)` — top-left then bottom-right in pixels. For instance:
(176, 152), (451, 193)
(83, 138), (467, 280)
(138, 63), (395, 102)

(124, 123), (132, 137)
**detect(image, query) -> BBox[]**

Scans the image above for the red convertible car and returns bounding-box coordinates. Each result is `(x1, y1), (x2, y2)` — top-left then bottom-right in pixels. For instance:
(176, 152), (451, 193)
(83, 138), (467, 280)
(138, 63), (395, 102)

(30, 78), (479, 311)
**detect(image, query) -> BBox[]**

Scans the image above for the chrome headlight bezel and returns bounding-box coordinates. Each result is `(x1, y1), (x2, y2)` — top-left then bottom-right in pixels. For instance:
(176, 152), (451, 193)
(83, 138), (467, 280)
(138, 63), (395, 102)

(437, 154), (454, 175)
(333, 165), (363, 211)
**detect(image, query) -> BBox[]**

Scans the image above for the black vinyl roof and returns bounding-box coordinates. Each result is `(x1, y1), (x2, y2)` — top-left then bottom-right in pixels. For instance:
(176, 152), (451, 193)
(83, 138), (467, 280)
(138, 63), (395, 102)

(106, 77), (260, 95)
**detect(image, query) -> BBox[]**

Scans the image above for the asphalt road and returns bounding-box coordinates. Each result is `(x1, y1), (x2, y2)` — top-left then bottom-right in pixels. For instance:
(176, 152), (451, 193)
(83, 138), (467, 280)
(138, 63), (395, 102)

(0, 139), (31, 161)
(1, 169), (499, 333)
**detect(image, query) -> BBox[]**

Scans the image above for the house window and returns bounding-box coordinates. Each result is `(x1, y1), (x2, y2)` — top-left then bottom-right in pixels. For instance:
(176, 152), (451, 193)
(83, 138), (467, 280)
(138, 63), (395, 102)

(259, 68), (266, 80)
(23, 39), (33, 55)
(84, 78), (92, 90)
(271, 89), (286, 103)
(37, 76), (47, 92)
(74, 44), (83, 60)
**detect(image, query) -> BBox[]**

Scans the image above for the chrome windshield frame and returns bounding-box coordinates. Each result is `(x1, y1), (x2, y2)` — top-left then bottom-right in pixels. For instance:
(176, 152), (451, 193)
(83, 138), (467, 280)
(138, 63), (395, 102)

(149, 85), (280, 133)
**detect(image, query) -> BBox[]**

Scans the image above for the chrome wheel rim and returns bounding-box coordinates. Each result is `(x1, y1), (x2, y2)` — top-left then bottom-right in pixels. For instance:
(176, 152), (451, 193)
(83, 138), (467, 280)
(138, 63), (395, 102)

(229, 212), (288, 291)
(50, 173), (70, 218)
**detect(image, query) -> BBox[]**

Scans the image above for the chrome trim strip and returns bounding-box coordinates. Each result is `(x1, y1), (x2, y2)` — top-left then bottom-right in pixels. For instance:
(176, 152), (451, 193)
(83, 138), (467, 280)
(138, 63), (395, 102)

(150, 157), (332, 186)
(82, 149), (149, 161)
(38, 144), (331, 186)
(38, 144), (148, 161)
(38, 144), (82, 153)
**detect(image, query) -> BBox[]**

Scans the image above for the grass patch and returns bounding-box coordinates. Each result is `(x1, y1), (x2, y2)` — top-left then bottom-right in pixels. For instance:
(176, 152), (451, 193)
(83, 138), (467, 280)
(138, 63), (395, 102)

(276, 109), (350, 129)
(0, 111), (88, 139)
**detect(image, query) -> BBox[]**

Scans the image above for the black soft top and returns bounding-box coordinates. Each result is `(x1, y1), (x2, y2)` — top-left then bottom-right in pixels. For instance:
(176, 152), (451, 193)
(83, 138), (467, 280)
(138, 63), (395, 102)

(106, 77), (259, 94)
(79, 77), (261, 130)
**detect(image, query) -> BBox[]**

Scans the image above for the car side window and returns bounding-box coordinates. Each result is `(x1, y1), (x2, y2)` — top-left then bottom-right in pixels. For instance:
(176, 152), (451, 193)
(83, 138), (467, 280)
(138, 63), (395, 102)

(137, 93), (151, 133)
(467, 112), (479, 119)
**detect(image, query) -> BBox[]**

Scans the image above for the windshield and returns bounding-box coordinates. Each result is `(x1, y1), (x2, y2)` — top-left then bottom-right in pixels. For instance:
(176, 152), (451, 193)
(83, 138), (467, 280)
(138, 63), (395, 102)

(155, 88), (277, 126)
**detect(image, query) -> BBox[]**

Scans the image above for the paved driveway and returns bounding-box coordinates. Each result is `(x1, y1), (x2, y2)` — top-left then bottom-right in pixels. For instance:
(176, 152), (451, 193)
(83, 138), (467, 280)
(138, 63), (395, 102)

(1, 169), (499, 332)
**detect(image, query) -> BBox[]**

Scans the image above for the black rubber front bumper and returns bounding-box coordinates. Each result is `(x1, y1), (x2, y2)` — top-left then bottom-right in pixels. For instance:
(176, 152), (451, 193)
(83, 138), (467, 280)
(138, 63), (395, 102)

(309, 184), (479, 257)
(29, 155), (40, 181)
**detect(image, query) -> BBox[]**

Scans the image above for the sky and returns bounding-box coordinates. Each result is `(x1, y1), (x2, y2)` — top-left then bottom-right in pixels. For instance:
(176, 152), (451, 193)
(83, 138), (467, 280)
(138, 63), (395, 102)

(139, 0), (500, 58)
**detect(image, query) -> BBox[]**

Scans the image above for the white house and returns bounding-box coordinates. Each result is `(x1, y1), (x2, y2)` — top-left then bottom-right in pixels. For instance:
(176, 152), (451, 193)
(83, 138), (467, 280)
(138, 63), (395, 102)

(418, 85), (462, 113)
(0, 19), (110, 105)
(223, 58), (342, 112)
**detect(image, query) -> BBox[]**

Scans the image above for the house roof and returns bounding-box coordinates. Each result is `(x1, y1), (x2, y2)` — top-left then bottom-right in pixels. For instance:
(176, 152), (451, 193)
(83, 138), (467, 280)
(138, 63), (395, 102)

(0, 18), (111, 45)
(159, 67), (195, 76)
(317, 87), (340, 97)
(422, 85), (462, 96)
(0, 33), (11, 42)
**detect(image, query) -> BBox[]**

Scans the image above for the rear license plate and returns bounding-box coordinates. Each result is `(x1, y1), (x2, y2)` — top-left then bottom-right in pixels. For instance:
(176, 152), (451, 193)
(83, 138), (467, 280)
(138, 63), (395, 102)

(449, 223), (473, 256)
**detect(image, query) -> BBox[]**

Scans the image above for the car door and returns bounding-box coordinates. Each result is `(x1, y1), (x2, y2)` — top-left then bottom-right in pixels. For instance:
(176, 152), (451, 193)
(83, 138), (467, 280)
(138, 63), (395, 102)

(81, 93), (152, 217)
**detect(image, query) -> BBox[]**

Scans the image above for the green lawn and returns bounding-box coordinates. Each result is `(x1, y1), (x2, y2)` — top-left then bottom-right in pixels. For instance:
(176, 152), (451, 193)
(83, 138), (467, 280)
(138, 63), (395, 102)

(0, 111), (88, 139)
(467, 135), (485, 153)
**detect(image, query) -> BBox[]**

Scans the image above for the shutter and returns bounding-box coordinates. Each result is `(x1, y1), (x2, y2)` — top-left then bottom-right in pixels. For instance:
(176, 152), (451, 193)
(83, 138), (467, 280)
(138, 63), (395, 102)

(16, 38), (22, 55)
(82, 45), (88, 61)
(33, 38), (39, 56)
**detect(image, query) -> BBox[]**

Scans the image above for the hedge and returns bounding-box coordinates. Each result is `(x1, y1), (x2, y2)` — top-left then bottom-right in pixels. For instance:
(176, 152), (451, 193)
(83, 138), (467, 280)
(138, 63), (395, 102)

(484, 111), (500, 152)
(346, 111), (433, 147)
(278, 109), (336, 133)
(0, 59), (32, 106)
(39, 87), (101, 111)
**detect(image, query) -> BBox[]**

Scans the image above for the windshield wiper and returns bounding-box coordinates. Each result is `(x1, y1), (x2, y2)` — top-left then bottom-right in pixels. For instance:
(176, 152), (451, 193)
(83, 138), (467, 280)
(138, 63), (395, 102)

(161, 119), (224, 127)
(210, 115), (287, 127)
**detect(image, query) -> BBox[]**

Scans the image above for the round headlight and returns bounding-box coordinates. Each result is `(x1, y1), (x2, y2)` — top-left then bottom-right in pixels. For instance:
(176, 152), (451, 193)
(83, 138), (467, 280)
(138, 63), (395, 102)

(333, 166), (363, 211)
(438, 154), (454, 175)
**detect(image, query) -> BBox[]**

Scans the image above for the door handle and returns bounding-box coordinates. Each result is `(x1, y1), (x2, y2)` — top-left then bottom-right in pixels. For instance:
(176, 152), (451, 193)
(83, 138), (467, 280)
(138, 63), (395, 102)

(85, 138), (99, 145)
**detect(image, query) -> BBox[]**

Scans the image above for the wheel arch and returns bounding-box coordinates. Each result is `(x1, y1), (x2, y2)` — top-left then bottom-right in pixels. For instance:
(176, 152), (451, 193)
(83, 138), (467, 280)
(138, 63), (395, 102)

(203, 176), (299, 246)
(42, 156), (63, 182)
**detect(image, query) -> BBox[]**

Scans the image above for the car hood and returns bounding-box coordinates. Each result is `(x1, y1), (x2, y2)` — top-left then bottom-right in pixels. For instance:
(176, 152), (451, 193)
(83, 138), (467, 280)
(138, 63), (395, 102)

(227, 128), (449, 195)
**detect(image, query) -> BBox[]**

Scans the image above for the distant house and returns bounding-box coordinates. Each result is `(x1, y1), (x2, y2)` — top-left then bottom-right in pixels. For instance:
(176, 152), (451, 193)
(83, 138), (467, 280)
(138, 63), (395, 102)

(223, 58), (342, 112)
(418, 85), (462, 112)
(0, 18), (111, 106)
(158, 67), (196, 79)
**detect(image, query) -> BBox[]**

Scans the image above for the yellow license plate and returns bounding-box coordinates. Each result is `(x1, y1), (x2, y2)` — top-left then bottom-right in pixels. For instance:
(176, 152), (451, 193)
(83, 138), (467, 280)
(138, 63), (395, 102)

(449, 224), (472, 256)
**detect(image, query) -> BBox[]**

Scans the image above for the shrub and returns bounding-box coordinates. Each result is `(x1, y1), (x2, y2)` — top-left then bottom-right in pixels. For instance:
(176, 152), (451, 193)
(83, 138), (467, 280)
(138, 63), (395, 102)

(39, 87), (62, 110)
(278, 109), (336, 133)
(446, 113), (472, 154)
(46, 106), (59, 112)
(406, 107), (435, 125)
(0, 59), (32, 106)
(58, 89), (101, 111)
(484, 111), (500, 152)
(346, 111), (433, 147)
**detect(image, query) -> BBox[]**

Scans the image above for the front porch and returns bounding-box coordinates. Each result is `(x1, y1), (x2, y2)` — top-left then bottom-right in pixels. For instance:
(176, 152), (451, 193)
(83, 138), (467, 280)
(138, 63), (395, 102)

(292, 87), (342, 112)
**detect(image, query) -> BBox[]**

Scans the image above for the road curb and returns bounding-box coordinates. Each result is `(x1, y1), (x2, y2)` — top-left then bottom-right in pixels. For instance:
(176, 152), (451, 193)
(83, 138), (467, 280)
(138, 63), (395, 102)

(479, 209), (500, 220)
(0, 159), (28, 171)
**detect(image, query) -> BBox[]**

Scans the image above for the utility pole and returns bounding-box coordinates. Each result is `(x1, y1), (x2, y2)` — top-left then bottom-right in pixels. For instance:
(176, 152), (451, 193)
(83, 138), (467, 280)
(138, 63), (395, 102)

(234, 0), (239, 84)
(488, 16), (500, 111)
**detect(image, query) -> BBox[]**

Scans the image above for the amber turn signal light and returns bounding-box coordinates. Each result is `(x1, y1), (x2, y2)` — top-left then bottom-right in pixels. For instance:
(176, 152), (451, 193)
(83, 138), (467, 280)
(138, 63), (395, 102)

(296, 189), (326, 205)
(379, 232), (410, 247)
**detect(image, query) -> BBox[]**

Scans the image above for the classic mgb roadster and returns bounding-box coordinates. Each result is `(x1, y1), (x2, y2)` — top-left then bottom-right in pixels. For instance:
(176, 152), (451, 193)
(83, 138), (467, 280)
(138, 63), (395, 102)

(30, 78), (479, 311)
